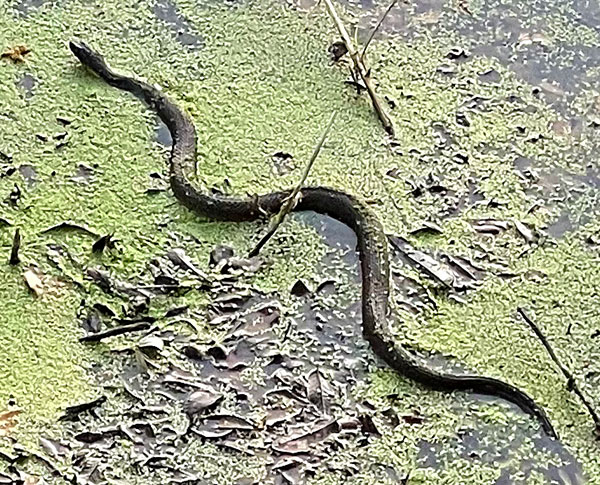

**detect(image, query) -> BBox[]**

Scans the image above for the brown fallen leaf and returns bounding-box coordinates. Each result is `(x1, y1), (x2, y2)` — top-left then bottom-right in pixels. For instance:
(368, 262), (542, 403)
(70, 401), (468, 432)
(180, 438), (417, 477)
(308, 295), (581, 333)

(551, 120), (571, 137)
(229, 305), (280, 339)
(41, 221), (99, 237)
(184, 388), (223, 416)
(9, 228), (20, 265)
(328, 40), (348, 62)
(204, 414), (255, 431)
(390, 237), (455, 288)
(538, 81), (565, 97)
(0, 409), (20, 437)
(409, 221), (443, 236)
(1, 45), (31, 63)
(191, 426), (232, 439)
(265, 409), (301, 428)
(273, 420), (340, 454)
(39, 436), (70, 458)
(306, 368), (332, 414)
(290, 279), (311, 297)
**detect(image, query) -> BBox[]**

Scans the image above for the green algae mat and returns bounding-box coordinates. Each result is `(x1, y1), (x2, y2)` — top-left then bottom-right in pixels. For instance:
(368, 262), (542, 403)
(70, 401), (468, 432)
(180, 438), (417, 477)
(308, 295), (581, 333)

(1, 0), (599, 483)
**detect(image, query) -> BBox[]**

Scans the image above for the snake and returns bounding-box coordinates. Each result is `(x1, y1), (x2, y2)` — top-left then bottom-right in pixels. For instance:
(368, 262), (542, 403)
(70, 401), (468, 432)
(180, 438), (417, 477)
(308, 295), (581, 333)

(69, 40), (557, 439)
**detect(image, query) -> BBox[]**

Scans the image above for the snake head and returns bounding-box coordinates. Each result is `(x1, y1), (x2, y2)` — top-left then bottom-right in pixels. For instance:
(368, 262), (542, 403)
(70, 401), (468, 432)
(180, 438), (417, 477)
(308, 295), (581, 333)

(69, 39), (93, 61)
(68, 39), (109, 76)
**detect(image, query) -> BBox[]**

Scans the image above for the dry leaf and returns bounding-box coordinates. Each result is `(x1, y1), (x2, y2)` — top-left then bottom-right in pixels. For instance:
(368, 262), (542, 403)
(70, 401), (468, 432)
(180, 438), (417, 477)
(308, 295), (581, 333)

(1, 45), (31, 63)
(24, 269), (44, 296)
(0, 409), (21, 437)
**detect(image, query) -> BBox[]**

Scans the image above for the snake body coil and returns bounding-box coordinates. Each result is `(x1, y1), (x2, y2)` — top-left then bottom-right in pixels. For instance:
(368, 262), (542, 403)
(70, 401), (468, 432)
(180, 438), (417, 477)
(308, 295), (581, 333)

(69, 40), (556, 438)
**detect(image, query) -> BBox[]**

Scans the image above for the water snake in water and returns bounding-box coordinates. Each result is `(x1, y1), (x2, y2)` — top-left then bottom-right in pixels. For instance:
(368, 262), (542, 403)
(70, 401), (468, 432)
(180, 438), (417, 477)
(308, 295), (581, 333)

(69, 40), (557, 439)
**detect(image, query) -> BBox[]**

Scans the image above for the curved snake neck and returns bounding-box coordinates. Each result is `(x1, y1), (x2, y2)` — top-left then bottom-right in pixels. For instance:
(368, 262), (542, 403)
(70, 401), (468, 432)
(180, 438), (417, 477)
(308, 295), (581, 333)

(69, 40), (557, 439)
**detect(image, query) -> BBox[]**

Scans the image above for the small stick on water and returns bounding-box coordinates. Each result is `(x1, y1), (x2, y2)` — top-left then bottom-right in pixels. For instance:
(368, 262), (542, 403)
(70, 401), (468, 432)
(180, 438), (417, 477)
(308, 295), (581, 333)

(248, 113), (336, 258)
(517, 307), (600, 437)
(9, 228), (20, 265)
(323, 0), (395, 136)
(360, 0), (397, 62)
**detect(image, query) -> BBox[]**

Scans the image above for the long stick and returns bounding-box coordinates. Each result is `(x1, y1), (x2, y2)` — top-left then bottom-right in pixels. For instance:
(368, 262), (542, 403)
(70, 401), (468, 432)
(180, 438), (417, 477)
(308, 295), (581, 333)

(323, 0), (395, 137)
(248, 112), (336, 258)
(517, 307), (600, 436)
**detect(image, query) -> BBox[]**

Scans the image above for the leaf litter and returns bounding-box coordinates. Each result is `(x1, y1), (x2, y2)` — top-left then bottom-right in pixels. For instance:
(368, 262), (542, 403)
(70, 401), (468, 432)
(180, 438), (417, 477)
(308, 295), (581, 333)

(1, 215), (426, 483)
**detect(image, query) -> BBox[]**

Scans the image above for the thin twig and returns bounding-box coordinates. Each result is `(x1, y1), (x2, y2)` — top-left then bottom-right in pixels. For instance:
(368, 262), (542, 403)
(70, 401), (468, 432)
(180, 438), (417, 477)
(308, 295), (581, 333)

(360, 0), (397, 62)
(248, 112), (336, 258)
(323, 0), (395, 136)
(517, 307), (600, 437)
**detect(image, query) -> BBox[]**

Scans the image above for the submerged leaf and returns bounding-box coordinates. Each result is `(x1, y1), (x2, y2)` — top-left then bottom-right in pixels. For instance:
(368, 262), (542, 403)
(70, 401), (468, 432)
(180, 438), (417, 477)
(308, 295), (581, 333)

(184, 389), (223, 416)
(274, 420), (339, 454)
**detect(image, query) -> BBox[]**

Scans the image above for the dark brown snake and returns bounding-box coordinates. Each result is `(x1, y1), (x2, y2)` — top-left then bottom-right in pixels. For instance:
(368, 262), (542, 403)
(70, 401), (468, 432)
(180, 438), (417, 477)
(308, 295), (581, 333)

(69, 40), (557, 439)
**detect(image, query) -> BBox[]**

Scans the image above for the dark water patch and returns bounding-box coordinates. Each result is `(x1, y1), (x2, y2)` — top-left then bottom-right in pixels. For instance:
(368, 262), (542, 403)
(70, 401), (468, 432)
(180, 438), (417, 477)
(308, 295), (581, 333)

(452, 0), (600, 115)
(13, 0), (53, 15)
(293, 0), (414, 40)
(546, 212), (573, 238)
(32, 221), (396, 482)
(574, 166), (600, 189)
(296, 0), (600, 238)
(153, 0), (204, 51)
(573, 0), (600, 31)
(404, 347), (581, 481)
(354, 1), (412, 43)
(416, 392), (583, 484)
(293, 213), (370, 380)
(317, 0), (600, 119)
(17, 73), (36, 99)
(71, 163), (94, 184)
(18, 164), (37, 186)
(155, 117), (173, 147)
(298, 211), (359, 272)
(513, 157), (600, 238)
